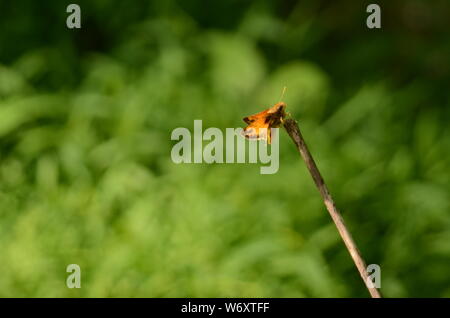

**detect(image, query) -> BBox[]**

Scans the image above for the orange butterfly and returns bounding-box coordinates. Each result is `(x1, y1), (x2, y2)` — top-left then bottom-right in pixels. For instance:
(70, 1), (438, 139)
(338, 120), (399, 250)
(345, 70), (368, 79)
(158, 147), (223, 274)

(242, 101), (287, 144)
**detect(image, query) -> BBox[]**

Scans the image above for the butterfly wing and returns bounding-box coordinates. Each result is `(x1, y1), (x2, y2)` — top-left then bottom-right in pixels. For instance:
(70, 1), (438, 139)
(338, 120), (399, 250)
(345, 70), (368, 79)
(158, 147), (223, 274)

(242, 110), (272, 143)
(242, 103), (286, 144)
(243, 108), (267, 124)
(243, 116), (253, 124)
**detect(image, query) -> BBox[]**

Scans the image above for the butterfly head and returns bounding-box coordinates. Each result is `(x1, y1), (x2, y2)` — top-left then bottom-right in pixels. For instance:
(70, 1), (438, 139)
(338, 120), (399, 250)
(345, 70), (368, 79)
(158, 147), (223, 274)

(269, 102), (287, 119)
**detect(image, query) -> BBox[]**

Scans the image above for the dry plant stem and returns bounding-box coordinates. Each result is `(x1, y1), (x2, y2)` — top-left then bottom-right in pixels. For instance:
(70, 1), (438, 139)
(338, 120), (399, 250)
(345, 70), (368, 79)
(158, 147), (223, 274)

(283, 118), (382, 298)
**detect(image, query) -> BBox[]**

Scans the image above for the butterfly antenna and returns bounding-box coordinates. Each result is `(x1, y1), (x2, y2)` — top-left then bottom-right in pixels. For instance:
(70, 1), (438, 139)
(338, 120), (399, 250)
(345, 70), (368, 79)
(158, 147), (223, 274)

(279, 86), (287, 102)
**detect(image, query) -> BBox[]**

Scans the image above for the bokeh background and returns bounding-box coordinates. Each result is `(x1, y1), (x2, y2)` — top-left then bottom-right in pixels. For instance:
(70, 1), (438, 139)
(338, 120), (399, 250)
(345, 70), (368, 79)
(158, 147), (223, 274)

(0, 0), (449, 297)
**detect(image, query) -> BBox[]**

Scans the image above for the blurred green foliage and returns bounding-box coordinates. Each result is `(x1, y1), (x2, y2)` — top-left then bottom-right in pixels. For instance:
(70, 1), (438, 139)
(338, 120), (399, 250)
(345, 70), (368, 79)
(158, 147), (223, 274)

(0, 0), (449, 297)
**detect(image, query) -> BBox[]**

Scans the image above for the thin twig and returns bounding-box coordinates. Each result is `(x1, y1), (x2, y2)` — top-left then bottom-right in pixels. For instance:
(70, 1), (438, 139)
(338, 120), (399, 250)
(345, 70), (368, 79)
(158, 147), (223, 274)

(283, 118), (382, 298)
